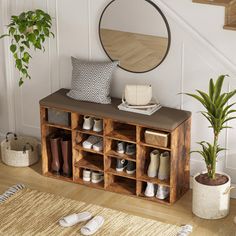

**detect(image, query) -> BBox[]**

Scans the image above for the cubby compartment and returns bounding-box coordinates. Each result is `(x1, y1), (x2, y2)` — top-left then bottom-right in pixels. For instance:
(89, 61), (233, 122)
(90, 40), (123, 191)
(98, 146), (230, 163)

(105, 138), (136, 162)
(106, 174), (136, 195)
(105, 119), (136, 143)
(75, 114), (104, 137)
(45, 128), (73, 180)
(46, 108), (71, 129)
(137, 181), (170, 204)
(74, 131), (104, 155)
(139, 127), (171, 150)
(74, 150), (104, 172)
(137, 146), (170, 186)
(105, 156), (136, 180)
(74, 167), (104, 189)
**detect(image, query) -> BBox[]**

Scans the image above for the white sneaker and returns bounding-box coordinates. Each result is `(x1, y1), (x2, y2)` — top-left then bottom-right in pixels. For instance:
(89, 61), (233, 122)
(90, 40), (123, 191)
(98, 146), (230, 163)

(156, 185), (169, 200)
(82, 136), (101, 149)
(93, 119), (103, 132)
(91, 171), (104, 183)
(144, 182), (155, 197)
(93, 140), (103, 152)
(83, 116), (94, 130)
(83, 169), (91, 182)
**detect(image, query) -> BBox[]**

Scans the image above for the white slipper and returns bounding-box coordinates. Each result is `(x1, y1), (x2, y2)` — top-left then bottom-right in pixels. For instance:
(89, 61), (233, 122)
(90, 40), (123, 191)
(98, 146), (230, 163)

(59, 212), (92, 227)
(81, 216), (104, 235)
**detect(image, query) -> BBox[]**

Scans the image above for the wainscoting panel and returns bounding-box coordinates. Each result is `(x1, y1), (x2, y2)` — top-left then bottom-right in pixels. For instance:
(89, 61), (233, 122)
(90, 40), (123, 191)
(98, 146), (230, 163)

(1, 0), (236, 187)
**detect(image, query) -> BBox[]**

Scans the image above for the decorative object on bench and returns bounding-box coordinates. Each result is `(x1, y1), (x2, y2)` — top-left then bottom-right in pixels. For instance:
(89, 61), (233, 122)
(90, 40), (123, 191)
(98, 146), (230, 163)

(123, 85), (153, 106)
(67, 57), (118, 104)
(0, 9), (54, 86)
(0, 186), (192, 235)
(99, 0), (171, 73)
(40, 89), (191, 205)
(118, 84), (161, 115)
(185, 75), (236, 219)
(0, 132), (39, 167)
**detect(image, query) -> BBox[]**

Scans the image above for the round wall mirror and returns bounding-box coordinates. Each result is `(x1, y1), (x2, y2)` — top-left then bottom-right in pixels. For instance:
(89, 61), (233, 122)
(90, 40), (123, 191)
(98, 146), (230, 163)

(99, 0), (171, 73)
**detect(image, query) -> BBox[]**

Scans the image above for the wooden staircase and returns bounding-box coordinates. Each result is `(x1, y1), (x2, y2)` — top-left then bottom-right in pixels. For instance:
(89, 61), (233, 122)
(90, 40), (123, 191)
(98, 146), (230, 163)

(193, 0), (236, 30)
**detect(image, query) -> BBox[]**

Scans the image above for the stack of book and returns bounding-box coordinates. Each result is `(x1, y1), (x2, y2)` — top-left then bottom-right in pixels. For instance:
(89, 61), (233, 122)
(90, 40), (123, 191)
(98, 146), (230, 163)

(118, 101), (162, 116)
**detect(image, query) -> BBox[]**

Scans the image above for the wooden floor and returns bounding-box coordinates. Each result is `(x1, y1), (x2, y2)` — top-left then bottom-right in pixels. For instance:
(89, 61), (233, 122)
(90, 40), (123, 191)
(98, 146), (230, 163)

(0, 161), (236, 236)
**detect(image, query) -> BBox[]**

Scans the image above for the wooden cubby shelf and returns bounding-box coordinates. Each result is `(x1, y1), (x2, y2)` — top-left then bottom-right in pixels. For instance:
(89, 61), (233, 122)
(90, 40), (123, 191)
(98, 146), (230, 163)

(44, 122), (72, 131)
(106, 150), (136, 162)
(75, 145), (104, 155)
(75, 127), (104, 137)
(107, 168), (136, 180)
(74, 155), (104, 172)
(40, 89), (191, 205)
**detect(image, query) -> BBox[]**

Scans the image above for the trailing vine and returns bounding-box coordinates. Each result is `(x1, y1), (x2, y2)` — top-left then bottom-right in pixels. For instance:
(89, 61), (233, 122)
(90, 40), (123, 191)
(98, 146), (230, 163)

(0, 9), (54, 86)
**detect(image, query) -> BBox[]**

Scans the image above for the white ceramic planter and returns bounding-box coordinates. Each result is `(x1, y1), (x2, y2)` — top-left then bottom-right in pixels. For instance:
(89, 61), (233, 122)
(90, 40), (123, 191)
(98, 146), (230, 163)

(192, 172), (231, 219)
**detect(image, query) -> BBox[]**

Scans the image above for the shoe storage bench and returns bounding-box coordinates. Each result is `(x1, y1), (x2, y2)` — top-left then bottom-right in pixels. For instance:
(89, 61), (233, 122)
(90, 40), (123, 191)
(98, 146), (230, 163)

(40, 89), (191, 205)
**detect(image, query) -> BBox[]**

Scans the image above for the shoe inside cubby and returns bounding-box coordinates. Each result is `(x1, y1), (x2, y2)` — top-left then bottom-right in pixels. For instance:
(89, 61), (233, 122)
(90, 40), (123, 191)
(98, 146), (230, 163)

(46, 128), (72, 179)
(74, 131), (104, 155)
(105, 156), (136, 180)
(104, 119), (136, 143)
(75, 167), (104, 189)
(139, 127), (171, 150)
(105, 174), (136, 195)
(45, 108), (71, 129)
(75, 114), (104, 136)
(137, 146), (170, 186)
(104, 138), (136, 162)
(137, 181), (170, 204)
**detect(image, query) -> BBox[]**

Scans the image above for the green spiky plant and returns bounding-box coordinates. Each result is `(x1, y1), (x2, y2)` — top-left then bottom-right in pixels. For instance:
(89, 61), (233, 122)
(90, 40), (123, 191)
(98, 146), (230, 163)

(0, 9), (54, 86)
(186, 75), (236, 179)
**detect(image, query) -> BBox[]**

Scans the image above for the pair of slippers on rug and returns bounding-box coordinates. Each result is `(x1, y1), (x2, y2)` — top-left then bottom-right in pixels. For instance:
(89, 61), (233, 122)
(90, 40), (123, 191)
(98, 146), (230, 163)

(59, 212), (104, 235)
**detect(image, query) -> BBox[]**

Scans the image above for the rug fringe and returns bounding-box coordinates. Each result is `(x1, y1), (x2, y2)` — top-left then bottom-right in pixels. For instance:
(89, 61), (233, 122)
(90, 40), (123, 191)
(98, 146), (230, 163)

(0, 184), (25, 204)
(177, 224), (193, 236)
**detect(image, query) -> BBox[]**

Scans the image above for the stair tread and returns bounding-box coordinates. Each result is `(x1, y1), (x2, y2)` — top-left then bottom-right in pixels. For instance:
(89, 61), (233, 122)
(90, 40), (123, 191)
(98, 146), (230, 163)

(224, 20), (236, 30)
(193, 0), (234, 6)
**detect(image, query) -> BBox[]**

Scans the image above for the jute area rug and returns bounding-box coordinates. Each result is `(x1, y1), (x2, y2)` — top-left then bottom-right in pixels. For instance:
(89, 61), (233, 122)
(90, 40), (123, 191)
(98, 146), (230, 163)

(0, 185), (184, 236)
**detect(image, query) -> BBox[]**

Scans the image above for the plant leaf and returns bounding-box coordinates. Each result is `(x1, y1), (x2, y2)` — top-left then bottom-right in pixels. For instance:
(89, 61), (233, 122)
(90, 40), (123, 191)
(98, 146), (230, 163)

(10, 44), (17, 53)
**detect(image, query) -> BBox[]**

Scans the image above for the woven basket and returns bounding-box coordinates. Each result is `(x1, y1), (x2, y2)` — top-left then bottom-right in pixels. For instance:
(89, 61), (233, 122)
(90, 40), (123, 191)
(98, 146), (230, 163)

(0, 132), (39, 167)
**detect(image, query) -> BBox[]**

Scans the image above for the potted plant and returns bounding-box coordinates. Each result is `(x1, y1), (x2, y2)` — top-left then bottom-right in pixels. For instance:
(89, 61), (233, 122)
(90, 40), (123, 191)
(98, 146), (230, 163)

(0, 9), (54, 86)
(186, 75), (236, 219)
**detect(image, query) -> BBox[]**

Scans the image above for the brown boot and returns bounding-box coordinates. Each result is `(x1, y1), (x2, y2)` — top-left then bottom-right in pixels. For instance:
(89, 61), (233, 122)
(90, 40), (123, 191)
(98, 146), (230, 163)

(50, 135), (62, 175)
(61, 135), (72, 177)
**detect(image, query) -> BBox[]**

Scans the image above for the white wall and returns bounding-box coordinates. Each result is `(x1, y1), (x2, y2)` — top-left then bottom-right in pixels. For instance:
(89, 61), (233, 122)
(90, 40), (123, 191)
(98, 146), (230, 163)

(101, 0), (168, 37)
(1, 0), (236, 187)
(0, 0), (10, 135)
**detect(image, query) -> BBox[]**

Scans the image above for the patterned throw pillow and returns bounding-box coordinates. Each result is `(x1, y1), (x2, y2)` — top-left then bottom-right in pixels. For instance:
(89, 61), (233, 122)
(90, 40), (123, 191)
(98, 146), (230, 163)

(67, 57), (118, 104)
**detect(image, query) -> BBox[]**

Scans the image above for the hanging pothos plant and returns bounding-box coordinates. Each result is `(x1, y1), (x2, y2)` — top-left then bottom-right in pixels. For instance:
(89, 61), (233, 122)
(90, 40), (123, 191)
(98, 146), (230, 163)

(0, 9), (54, 86)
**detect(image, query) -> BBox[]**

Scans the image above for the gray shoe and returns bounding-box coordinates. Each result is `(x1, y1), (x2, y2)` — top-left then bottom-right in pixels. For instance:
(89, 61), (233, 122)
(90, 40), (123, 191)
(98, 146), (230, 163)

(158, 151), (170, 180)
(126, 161), (136, 175)
(117, 141), (126, 154)
(125, 143), (136, 156)
(116, 159), (128, 172)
